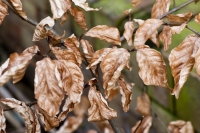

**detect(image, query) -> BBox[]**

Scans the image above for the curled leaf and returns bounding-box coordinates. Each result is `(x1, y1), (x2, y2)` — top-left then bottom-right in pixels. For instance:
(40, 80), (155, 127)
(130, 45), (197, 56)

(72, 0), (99, 11)
(0, 45), (39, 86)
(60, 12), (68, 25)
(131, 116), (152, 133)
(0, 98), (41, 133)
(0, 0), (8, 25)
(0, 107), (6, 133)
(168, 120), (194, 133)
(84, 25), (121, 45)
(171, 23), (187, 34)
(123, 21), (134, 46)
(47, 30), (66, 45)
(194, 13), (200, 24)
(136, 47), (169, 88)
(136, 93), (150, 116)
(159, 25), (172, 51)
(169, 34), (197, 99)
(80, 39), (94, 63)
(132, 0), (142, 8)
(70, 6), (87, 30)
(166, 12), (193, 24)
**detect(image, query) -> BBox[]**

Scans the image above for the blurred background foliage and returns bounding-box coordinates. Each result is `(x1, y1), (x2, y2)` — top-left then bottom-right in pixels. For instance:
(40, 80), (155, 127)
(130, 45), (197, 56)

(0, 0), (200, 133)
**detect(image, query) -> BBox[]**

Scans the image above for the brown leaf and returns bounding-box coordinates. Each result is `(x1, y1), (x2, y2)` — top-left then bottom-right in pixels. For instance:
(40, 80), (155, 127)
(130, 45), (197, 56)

(73, 96), (90, 117)
(60, 12), (68, 25)
(133, 19), (144, 25)
(136, 46), (169, 88)
(194, 13), (200, 24)
(118, 77), (134, 112)
(123, 21), (134, 46)
(32, 16), (55, 41)
(171, 23), (187, 34)
(0, 107), (6, 133)
(97, 121), (114, 133)
(134, 19), (163, 49)
(8, 0), (27, 20)
(168, 120), (194, 133)
(131, 116), (152, 133)
(169, 34), (197, 99)
(64, 34), (82, 66)
(70, 6), (87, 30)
(107, 86), (120, 101)
(159, 25), (172, 51)
(151, 0), (171, 19)
(193, 39), (200, 76)
(35, 105), (60, 131)
(88, 84), (117, 122)
(80, 39), (94, 63)
(192, 37), (200, 58)
(49, 0), (72, 19)
(135, 93), (150, 116)
(132, 0), (142, 8)
(0, 98), (41, 133)
(72, 0), (99, 11)
(87, 130), (98, 133)
(84, 25), (121, 45)
(166, 12), (193, 24)
(47, 30), (66, 45)
(123, 9), (132, 15)
(0, 45), (39, 86)
(0, 0), (8, 25)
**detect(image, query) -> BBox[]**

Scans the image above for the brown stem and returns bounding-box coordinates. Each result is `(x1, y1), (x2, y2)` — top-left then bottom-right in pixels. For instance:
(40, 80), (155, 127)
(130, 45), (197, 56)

(3, 101), (37, 111)
(186, 25), (200, 36)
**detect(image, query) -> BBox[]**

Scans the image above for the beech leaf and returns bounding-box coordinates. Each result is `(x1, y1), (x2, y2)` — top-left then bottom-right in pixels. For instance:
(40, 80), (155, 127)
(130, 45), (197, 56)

(194, 13), (200, 24)
(47, 31), (66, 45)
(166, 12), (193, 24)
(151, 0), (171, 19)
(0, 0), (8, 25)
(80, 39), (94, 63)
(168, 120), (194, 133)
(84, 25), (121, 45)
(159, 26), (172, 51)
(70, 6), (87, 30)
(131, 116), (152, 133)
(0, 45), (39, 86)
(0, 98), (41, 133)
(134, 19), (163, 49)
(60, 12), (68, 25)
(96, 121), (114, 133)
(171, 23), (187, 34)
(132, 0), (142, 8)
(169, 34), (197, 99)
(136, 46), (169, 88)
(193, 39), (200, 76)
(123, 21), (134, 46)
(72, 0), (99, 11)
(135, 93), (151, 116)
(0, 107), (6, 133)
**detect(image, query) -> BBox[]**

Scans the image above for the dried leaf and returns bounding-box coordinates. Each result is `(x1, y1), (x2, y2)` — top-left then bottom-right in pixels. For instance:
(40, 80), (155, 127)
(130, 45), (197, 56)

(88, 85), (117, 122)
(171, 23), (187, 34)
(133, 19), (144, 25)
(47, 30), (66, 45)
(136, 93), (150, 116)
(70, 6), (87, 30)
(0, 98), (41, 133)
(72, 0), (99, 11)
(192, 37), (200, 58)
(49, 0), (72, 19)
(194, 13), (200, 24)
(87, 130), (98, 133)
(166, 12), (193, 24)
(60, 12), (68, 25)
(8, 0), (27, 20)
(118, 77), (134, 112)
(35, 105), (60, 131)
(123, 21), (134, 46)
(123, 9), (132, 15)
(0, 107), (6, 133)
(132, 0), (142, 8)
(107, 86), (119, 101)
(151, 0), (171, 19)
(134, 19), (163, 49)
(73, 96), (90, 117)
(0, 0), (8, 25)
(193, 40), (200, 76)
(64, 34), (82, 66)
(80, 39), (94, 63)
(97, 121), (114, 133)
(0, 45), (39, 86)
(32, 16), (55, 41)
(168, 120), (194, 133)
(131, 116), (152, 133)
(159, 25), (172, 51)
(169, 34), (197, 99)
(84, 25), (121, 45)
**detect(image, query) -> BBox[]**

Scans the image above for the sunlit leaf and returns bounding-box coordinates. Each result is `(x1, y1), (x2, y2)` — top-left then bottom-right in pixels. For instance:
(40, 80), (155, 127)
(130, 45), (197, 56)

(72, 0), (99, 11)
(131, 116), (152, 133)
(0, 0), (8, 25)
(194, 13), (200, 24)
(0, 107), (6, 133)
(136, 93), (150, 116)
(132, 0), (142, 8)
(166, 12), (192, 24)
(168, 120), (194, 133)
(171, 23), (187, 34)
(159, 25), (172, 51)
(123, 21), (134, 46)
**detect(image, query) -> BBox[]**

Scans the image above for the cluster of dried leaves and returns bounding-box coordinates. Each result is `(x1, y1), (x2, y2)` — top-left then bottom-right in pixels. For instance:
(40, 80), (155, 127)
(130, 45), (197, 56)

(0, 0), (199, 132)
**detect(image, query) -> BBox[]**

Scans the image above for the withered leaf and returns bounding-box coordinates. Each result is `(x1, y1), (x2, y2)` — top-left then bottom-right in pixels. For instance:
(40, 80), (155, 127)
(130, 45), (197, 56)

(80, 39), (94, 63)
(35, 105), (60, 131)
(107, 86), (120, 101)
(47, 30), (66, 45)
(0, 0), (8, 25)
(0, 45), (39, 86)
(70, 6), (87, 30)
(8, 0), (27, 20)
(0, 107), (6, 133)
(169, 34), (197, 99)
(132, 0), (142, 8)
(136, 46), (169, 88)
(72, 0), (99, 11)
(159, 25), (172, 51)
(32, 16), (55, 41)
(49, 0), (72, 19)
(151, 0), (171, 19)
(97, 121), (114, 133)
(168, 120), (194, 133)
(194, 13), (200, 24)
(134, 19), (163, 49)
(131, 116), (152, 133)
(84, 25), (121, 45)
(73, 96), (90, 117)
(135, 93), (150, 116)
(123, 9), (132, 15)
(88, 85), (117, 122)
(171, 23), (187, 34)
(0, 98), (41, 133)
(123, 21), (134, 46)
(193, 39), (200, 76)
(60, 12), (68, 25)
(166, 12), (192, 24)
(118, 77), (134, 112)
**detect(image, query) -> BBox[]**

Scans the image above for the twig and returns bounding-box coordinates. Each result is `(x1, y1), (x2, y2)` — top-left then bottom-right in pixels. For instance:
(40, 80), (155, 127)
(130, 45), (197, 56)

(3, 101), (37, 111)
(186, 25), (200, 36)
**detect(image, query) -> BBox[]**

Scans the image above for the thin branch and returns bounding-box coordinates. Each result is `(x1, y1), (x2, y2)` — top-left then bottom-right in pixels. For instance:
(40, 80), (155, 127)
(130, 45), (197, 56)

(3, 101), (37, 111)
(186, 25), (200, 36)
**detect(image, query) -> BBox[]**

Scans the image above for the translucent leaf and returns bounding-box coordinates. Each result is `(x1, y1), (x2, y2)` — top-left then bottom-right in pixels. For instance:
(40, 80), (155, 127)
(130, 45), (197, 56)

(70, 6), (87, 30)
(169, 34), (197, 98)
(131, 116), (152, 133)
(136, 46), (169, 88)
(123, 21), (134, 46)
(72, 0), (99, 11)
(136, 93), (151, 116)
(168, 120), (194, 133)
(171, 23), (187, 34)
(166, 12), (192, 24)
(1, 98), (41, 133)
(0, 0), (8, 25)
(0, 45), (39, 86)
(84, 25), (121, 45)
(159, 26), (172, 51)
(151, 0), (171, 19)
(194, 13), (200, 24)
(0, 107), (6, 133)
(132, 0), (142, 8)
